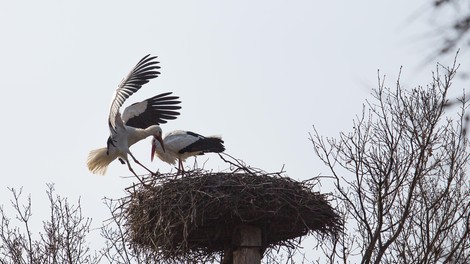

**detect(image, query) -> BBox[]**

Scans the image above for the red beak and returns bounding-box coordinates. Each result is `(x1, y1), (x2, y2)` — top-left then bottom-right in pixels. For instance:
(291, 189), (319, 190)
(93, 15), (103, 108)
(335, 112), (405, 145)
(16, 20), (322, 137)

(151, 142), (156, 162)
(151, 135), (165, 162)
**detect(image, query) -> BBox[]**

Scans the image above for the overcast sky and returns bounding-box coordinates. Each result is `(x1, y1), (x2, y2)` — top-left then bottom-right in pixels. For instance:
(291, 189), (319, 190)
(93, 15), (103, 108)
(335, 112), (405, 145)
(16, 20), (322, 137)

(0, 0), (466, 262)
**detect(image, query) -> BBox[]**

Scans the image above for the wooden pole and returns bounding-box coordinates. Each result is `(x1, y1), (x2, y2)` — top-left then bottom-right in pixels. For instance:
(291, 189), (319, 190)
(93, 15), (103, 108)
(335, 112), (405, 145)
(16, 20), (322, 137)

(232, 225), (262, 264)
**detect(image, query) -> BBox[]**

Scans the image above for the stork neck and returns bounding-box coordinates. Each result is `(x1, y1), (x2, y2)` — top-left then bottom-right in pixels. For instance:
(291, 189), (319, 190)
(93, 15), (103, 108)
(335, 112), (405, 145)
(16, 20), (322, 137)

(145, 125), (162, 134)
(126, 125), (161, 147)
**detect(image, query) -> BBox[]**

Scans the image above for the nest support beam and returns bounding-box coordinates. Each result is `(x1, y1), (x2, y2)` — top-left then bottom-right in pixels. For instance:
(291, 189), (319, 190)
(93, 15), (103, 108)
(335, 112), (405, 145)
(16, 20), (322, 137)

(222, 224), (262, 264)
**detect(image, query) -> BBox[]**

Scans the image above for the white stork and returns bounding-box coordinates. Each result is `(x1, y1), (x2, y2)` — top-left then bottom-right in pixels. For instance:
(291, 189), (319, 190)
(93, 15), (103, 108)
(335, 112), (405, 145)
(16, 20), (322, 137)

(87, 55), (181, 180)
(151, 130), (225, 172)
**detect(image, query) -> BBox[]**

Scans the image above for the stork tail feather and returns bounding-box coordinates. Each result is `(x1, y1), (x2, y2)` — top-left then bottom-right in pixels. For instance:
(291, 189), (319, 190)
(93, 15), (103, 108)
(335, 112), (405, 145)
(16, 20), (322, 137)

(87, 148), (115, 175)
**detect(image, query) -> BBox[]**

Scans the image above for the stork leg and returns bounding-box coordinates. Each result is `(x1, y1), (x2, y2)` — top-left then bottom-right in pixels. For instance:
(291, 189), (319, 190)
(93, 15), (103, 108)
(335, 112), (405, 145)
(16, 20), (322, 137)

(128, 152), (156, 176)
(178, 159), (185, 175)
(126, 160), (146, 185)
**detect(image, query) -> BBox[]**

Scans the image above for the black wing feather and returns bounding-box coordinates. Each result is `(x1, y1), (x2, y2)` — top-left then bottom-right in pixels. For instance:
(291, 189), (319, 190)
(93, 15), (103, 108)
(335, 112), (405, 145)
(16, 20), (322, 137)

(179, 132), (225, 154)
(124, 92), (182, 129)
(108, 54), (161, 131)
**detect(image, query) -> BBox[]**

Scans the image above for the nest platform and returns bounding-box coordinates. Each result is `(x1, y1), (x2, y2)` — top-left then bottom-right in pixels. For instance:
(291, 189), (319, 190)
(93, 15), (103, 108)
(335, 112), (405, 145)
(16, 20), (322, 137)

(118, 167), (340, 262)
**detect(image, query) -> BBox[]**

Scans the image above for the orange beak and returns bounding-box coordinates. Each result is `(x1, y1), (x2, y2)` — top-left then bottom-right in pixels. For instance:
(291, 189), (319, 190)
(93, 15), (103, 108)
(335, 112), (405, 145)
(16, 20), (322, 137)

(151, 135), (165, 162)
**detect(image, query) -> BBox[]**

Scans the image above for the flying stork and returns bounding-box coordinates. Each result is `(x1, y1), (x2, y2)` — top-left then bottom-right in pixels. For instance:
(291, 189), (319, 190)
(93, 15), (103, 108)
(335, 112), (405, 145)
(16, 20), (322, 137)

(87, 54), (181, 181)
(151, 130), (225, 172)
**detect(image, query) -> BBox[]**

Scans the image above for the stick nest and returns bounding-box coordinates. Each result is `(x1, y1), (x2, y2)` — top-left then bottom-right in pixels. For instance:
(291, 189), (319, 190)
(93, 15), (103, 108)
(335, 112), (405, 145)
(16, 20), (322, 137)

(118, 160), (341, 262)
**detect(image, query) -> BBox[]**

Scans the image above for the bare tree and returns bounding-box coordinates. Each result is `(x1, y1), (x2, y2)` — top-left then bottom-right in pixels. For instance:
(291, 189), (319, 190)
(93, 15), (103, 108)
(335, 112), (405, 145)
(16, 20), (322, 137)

(98, 197), (159, 264)
(0, 184), (166, 264)
(310, 58), (470, 263)
(0, 184), (100, 264)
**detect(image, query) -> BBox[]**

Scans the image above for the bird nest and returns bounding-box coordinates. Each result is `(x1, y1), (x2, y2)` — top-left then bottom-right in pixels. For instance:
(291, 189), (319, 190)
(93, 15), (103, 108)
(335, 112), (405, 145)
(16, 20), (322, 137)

(114, 158), (341, 262)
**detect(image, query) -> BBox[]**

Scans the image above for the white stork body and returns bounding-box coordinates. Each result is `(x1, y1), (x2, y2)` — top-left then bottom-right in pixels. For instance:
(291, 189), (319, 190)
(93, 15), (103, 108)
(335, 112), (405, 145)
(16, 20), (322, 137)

(151, 130), (225, 171)
(88, 124), (164, 175)
(87, 55), (181, 179)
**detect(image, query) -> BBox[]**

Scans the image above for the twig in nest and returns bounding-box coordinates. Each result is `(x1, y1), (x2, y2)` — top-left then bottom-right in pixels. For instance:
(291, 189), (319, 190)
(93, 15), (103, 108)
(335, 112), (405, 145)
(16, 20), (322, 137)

(218, 153), (255, 174)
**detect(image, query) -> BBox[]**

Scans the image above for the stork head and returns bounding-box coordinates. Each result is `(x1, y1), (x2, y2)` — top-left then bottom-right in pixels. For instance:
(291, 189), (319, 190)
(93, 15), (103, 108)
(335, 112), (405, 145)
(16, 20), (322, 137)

(150, 126), (165, 161)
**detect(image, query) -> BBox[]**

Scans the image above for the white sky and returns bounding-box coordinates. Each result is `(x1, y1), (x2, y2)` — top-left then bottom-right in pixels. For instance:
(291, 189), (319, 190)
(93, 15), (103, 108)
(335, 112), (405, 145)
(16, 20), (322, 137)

(0, 0), (467, 262)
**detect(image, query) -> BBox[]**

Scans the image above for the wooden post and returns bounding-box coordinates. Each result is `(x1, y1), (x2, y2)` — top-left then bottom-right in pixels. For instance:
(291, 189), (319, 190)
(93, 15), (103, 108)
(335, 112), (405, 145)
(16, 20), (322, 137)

(232, 225), (262, 264)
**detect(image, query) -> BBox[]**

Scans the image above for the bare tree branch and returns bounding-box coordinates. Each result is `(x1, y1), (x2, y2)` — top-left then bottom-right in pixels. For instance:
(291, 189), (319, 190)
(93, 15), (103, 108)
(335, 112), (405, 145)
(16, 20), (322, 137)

(311, 57), (469, 263)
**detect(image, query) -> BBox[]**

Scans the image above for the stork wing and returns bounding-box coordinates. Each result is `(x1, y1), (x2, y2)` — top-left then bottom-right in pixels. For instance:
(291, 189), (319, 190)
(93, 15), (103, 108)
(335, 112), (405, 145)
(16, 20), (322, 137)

(122, 92), (182, 129)
(108, 54), (160, 132)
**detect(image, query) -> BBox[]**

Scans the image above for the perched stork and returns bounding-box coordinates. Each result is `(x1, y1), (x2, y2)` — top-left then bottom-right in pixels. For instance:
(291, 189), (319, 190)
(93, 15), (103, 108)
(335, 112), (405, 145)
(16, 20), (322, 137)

(87, 55), (181, 180)
(151, 130), (225, 172)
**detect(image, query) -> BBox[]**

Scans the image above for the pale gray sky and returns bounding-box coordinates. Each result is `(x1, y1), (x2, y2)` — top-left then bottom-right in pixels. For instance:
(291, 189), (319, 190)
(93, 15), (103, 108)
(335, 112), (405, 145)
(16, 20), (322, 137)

(0, 0), (466, 262)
